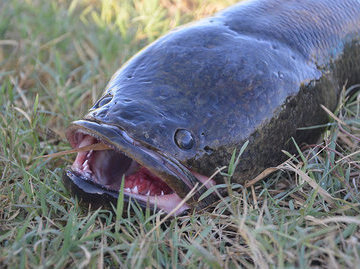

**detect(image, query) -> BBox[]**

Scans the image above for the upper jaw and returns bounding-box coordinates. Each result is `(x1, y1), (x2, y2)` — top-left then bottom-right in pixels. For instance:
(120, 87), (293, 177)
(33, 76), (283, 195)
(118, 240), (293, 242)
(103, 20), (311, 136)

(64, 119), (216, 214)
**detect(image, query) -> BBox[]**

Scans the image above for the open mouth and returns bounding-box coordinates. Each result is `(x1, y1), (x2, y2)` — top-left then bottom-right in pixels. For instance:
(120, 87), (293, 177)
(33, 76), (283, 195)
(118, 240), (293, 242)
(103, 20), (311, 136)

(65, 125), (215, 215)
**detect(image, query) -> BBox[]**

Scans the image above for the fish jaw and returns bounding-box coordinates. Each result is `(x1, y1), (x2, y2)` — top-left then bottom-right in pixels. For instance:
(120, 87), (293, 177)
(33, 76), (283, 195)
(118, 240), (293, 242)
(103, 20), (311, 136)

(63, 120), (216, 215)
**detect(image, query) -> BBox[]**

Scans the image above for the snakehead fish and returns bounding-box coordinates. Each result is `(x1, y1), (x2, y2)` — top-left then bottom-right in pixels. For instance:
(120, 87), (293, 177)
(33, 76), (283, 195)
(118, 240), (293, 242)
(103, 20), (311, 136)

(63, 0), (360, 214)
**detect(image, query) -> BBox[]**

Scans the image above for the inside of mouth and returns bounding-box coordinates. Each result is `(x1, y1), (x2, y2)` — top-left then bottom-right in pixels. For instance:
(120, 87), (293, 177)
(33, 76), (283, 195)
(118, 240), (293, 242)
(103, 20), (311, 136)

(71, 133), (174, 197)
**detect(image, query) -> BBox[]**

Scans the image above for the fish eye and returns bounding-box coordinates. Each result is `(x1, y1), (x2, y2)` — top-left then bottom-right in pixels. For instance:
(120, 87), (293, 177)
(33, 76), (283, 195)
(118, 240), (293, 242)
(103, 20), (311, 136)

(92, 95), (113, 109)
(174, 129), (194, 150)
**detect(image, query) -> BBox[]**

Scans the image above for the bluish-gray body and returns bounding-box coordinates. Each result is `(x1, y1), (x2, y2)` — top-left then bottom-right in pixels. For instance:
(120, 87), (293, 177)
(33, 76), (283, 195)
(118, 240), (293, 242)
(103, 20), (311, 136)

(65, 0), (360, 210)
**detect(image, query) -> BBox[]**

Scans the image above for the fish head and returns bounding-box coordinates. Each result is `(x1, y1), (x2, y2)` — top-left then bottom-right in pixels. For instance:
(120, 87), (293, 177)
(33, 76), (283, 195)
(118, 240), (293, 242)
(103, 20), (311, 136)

(64, 26), (241, 215)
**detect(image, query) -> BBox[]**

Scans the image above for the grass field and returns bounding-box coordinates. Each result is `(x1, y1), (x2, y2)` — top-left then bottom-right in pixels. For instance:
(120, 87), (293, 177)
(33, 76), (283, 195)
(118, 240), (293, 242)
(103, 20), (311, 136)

(1, 0), (360, 268)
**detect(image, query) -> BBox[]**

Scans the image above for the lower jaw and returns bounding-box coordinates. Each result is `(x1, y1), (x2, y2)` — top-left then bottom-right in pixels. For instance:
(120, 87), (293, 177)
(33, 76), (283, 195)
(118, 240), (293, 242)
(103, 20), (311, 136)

(63, 168), (191, 215)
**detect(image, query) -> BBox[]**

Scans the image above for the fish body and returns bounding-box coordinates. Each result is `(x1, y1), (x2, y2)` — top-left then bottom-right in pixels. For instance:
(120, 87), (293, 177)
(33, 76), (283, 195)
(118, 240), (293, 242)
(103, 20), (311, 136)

(64, 0), (360, 214)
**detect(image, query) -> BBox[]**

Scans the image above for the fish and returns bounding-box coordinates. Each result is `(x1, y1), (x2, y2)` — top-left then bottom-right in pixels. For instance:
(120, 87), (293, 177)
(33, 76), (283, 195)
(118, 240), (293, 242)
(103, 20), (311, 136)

(63, 0), (360, 215)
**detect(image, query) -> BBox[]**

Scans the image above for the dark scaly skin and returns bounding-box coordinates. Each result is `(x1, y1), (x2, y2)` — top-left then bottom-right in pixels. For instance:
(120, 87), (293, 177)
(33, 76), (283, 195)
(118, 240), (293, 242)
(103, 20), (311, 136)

(65, 0), (360, 210)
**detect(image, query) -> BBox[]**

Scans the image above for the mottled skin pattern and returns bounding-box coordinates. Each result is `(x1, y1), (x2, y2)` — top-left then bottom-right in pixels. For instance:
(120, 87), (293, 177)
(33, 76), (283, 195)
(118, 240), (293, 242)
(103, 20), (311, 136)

(65, 0), (360, 210)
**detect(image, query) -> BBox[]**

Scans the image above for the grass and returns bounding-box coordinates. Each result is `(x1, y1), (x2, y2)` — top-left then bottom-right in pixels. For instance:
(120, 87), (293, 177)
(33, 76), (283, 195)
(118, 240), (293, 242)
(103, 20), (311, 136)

(1, 0), (359, 267)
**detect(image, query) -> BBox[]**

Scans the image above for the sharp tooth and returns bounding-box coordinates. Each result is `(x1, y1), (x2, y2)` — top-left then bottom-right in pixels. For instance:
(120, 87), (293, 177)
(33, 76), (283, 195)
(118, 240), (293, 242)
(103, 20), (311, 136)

(145, 190), (150, 196)
(83, 160), (89, 168)
(124, 188), (131, 192)
(83, 161), (90, 171)
(86, 150), (93, 159)
(132, 186), (138, 194)
(161, 191), (164, 196)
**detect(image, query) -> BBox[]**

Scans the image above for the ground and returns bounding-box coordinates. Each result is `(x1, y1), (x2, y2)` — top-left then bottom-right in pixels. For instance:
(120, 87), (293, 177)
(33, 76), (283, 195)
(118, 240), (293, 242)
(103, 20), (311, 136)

(0, 0), (359, 268)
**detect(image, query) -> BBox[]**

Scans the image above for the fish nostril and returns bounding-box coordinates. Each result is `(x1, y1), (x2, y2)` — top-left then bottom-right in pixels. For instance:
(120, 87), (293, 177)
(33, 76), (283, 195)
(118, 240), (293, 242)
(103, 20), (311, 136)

(174, 129), (194, 150)
(92, 94), (113, 110)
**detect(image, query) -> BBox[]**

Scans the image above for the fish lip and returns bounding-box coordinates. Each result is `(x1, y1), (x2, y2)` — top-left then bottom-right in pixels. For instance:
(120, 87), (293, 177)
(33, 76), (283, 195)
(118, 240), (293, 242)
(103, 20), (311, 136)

(64, 119), (215, 212)
(63, 168), (130, 208)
